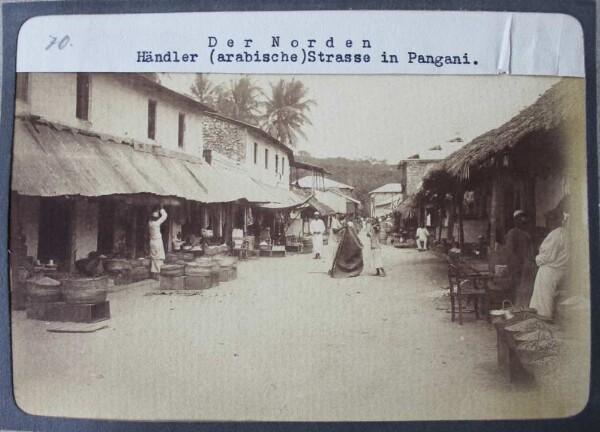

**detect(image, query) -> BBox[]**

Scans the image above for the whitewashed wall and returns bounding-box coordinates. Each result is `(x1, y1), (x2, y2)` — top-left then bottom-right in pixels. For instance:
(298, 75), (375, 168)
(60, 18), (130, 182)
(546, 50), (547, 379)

(245, 131), (291, 189)
(16, 73), (205, 156)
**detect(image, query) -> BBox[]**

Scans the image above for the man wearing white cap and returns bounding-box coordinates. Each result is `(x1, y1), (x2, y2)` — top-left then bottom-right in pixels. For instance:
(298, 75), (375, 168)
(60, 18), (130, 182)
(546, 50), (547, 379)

(505, 209), (533, 305)
(309, 211), (326, 259)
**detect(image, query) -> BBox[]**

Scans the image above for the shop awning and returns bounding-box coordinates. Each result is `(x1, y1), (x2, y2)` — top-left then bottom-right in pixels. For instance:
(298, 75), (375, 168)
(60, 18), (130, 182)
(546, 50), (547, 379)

(11, 117), (271, 204)
(291, 189), (336, 214)
(256, 184), (311, 210)
(306, 197), (335, 215)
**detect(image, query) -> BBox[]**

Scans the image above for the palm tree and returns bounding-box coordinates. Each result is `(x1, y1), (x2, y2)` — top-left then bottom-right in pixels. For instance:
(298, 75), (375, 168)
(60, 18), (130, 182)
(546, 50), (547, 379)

(213, 75), (261, 124)
(262, 79), (316, 147)
(190, 73), (220, 107)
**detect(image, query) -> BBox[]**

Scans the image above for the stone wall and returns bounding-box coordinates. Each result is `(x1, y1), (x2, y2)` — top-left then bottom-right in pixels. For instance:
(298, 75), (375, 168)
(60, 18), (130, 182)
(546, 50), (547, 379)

(203, 116), (247, 163)
(404, 160), (439, 195)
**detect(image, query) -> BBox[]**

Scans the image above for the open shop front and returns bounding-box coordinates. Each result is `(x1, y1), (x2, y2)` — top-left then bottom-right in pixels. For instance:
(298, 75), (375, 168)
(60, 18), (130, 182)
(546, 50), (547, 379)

(418, 79), (590, 392)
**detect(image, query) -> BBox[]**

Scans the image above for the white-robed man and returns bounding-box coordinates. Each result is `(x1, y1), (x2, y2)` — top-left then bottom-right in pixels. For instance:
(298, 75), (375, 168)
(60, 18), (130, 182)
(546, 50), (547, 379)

(529, 211), (570, 319)
(149, 207), (168, 279)
(310, 211), (326, 259)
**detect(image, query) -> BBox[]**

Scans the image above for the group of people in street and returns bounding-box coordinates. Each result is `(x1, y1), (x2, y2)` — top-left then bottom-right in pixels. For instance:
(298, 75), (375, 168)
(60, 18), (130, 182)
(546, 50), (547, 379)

(146, 199), (571, 319)
(309, 212), (386, 277)
(504, 205), (570, 319)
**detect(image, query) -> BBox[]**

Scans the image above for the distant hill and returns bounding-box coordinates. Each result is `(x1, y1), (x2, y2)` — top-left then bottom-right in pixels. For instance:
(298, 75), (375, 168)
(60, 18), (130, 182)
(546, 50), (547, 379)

(293, 151), (401, 213)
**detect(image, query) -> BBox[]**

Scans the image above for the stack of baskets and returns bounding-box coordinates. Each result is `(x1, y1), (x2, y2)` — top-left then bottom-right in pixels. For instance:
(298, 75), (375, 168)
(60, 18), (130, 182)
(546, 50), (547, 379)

(26, 275), (108, 305)
(61, 276), (109, 304)
(159, 264), (185, 290)
(105, 258), (133, 285)
(159, 256), (239, 291)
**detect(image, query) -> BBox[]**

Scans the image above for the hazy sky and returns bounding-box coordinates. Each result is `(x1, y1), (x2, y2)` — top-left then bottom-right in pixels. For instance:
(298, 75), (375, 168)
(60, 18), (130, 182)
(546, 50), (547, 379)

(163, 73), (558, 162)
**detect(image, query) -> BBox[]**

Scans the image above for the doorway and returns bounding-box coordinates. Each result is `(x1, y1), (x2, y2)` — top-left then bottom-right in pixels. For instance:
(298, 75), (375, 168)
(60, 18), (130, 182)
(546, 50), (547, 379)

(37, 198), (70, 263)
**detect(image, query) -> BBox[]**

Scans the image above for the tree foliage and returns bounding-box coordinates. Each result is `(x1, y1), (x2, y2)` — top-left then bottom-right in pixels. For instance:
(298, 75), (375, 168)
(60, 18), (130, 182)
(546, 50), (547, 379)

(189, 75), (315, 140)
(294, 152), (400, 212)
(190, 73), (221, 107)
(261, 79), (316, 147)
(211, 75), (261, 125)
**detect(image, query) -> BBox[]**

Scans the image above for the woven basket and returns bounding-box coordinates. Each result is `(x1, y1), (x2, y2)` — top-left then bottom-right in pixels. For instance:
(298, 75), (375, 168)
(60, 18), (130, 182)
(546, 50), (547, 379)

(185, 263), (212, 276)
(62, 276), (108, 304)
(105, 259), (129, 271)
(26, 277), (62, 302)
(182, 253), (195, 262)
(160, 264), (185, 277)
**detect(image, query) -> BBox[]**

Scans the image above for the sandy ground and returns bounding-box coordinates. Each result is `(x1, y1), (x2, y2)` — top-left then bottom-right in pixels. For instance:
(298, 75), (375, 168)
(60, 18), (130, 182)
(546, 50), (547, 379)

(10, 233), (589, 421)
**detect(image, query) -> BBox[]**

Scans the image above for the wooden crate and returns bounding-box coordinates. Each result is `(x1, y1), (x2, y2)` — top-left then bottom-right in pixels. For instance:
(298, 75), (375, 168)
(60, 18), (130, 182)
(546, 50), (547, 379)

(285, 243), (303, 253)
(27, 301), (110, 323)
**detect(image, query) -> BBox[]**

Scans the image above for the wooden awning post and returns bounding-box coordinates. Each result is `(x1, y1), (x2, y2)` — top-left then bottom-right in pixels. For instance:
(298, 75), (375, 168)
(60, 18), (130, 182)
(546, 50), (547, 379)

(457, 187), (465, 247)
(438, 207), (443, 241)
(131, 207), (138, 258)
(524, 175), (536, 232)
(447, 197), (456, 242)
(489, 176), (505, 258)
(66, 199), (77, 274)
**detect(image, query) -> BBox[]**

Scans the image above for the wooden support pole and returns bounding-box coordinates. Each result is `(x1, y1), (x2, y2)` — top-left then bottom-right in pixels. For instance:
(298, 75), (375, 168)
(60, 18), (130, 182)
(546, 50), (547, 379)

(457, 189), (465, 247)
(489, 177), (505, 259)
(438, 208), (443, 241)
(447, 199), (456, 242)
(131, 207), (138, 259)
(66, 199), (77, 274)
(524, 176), (536, 232)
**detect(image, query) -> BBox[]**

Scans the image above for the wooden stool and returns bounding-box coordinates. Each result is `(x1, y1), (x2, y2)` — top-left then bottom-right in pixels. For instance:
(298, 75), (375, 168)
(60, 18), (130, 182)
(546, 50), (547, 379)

(447, 255), (492, 324)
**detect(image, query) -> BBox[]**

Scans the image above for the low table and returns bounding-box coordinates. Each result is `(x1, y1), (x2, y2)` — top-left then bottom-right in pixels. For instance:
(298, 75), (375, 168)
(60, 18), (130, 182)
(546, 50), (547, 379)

(259, 247), (286, 257)
(494, 322), (535, 383)
(27, 301), (110, 323)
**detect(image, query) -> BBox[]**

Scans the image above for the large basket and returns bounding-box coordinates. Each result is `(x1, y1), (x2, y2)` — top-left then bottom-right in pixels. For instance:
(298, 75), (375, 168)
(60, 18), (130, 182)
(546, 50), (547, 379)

(182, 253), (195, 262)
(185, 262), (213, 276)
(105, 259), (129, 272)
(160, 264), (185, 277)
(61, 276), (108, 304)
(26, 277), (62, 302)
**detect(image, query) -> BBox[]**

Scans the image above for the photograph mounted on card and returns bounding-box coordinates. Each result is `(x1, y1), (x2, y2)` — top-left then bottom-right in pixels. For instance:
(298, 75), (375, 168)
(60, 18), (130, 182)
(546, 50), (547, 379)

(8, 9), (591, 422)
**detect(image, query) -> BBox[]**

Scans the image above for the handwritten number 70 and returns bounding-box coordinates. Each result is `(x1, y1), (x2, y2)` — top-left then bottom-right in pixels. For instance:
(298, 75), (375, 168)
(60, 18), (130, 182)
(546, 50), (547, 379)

(46, 35), (71, 50)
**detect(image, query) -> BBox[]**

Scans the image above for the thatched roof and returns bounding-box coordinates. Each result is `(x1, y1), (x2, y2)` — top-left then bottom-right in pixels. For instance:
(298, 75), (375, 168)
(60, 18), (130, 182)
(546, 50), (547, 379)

(394, 193), (419, 218)
(439, 78), (584, 180)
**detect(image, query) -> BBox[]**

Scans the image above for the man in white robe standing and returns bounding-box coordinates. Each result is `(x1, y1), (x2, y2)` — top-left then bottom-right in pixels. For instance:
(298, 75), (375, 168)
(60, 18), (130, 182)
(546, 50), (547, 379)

(529, 211), (570, 319)
(310, 211), (326, 259)
(149, 207), (168, 279)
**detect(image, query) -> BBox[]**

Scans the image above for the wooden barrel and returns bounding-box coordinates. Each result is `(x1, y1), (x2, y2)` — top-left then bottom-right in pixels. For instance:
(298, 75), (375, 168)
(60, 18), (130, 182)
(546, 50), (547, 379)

(160, 264), (185, 277)
(62, 276), (108, 304)
(26, 277), (61, 302)
(214, 257), (237, 282)
(185, 263), (212, 290)
(196, 258), (220, 287)
(301, 236), (313, 254)
(131, 266), (150, 283)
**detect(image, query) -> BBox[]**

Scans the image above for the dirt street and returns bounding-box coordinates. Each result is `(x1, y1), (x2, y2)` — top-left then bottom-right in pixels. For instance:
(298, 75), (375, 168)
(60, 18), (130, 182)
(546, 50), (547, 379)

(11, 235), (585, 421)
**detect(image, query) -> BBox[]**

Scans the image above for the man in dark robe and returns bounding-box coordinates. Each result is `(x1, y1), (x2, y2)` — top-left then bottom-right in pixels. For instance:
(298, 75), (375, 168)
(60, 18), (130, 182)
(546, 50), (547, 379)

(505, 210), (534, 305)
(329, 223), (364, 278)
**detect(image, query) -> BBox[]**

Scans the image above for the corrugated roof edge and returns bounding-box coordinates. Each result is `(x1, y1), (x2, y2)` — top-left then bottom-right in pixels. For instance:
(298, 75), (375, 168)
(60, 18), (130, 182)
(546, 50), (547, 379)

(16, 114), (208, 165)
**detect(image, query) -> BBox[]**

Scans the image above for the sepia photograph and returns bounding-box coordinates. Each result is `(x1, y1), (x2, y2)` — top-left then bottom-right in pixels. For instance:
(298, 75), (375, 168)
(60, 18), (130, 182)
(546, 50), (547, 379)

(8, 71), (590, 421)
